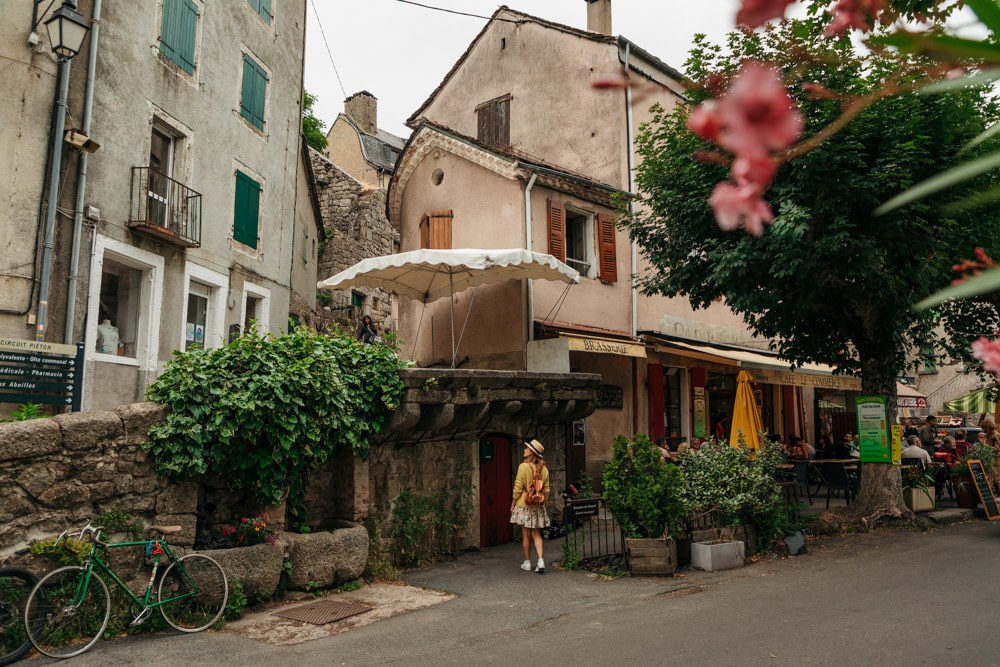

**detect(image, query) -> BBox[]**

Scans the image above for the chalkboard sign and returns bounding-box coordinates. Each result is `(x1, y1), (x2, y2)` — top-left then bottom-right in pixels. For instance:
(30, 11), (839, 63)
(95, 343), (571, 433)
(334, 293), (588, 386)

(967, 459), (1000, 521)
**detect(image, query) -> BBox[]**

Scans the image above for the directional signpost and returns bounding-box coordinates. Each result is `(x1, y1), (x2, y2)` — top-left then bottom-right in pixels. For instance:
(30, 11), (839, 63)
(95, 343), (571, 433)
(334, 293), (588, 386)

(0, 338), (83, 411)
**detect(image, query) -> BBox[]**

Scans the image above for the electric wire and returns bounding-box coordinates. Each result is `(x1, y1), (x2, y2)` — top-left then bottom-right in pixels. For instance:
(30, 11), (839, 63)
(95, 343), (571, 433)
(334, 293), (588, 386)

(308, 0), (347, 99)
(394, 0), (522, 23)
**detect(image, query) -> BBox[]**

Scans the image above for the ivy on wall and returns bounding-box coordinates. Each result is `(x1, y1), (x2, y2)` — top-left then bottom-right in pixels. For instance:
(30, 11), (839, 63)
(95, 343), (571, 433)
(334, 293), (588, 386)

(144, 326), (406, 515)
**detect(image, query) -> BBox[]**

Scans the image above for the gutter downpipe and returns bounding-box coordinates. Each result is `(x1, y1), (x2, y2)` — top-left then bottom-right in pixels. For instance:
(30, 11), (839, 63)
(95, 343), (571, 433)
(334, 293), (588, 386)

(521, 168), (537, 346)
(65, 0), (101, 343)
(624, 42), (640, 435)
(36, 59), (71, 341)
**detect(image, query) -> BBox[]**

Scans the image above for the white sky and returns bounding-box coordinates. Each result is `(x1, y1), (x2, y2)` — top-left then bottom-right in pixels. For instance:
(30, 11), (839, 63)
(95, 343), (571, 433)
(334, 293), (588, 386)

(303, 0), (743, 138)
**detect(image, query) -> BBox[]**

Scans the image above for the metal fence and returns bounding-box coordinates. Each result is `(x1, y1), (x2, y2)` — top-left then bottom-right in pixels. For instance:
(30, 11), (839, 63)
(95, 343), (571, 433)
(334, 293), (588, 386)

(562, 496), (624, 562)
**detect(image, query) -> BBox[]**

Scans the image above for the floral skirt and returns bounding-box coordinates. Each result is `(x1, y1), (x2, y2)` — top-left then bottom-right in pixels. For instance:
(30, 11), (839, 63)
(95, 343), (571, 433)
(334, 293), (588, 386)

(510, 504), (550, 529)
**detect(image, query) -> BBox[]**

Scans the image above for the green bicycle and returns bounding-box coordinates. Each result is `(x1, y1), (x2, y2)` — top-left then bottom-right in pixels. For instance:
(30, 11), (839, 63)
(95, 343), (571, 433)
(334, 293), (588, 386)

(24, 522), (228, 659)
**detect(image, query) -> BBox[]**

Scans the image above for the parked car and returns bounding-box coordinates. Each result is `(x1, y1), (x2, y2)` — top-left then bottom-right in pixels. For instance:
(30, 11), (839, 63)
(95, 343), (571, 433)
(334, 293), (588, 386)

(942, 427), (982, 442)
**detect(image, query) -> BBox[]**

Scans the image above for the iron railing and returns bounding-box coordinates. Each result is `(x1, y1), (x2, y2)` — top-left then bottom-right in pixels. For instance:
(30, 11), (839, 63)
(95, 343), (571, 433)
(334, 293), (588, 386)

(128, 166), (201, 247)
(562, 495), (624, 562)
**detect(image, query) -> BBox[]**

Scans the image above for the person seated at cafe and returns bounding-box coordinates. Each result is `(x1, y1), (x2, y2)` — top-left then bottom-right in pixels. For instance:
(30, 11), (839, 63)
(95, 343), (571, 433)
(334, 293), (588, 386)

(902, 419), (920, 440)
(654, 436), (670, 463)
(785, 435), (809, 460)
(676, 440), (691, 457)
(933, 437), (961, 500)
(833, 433), (852, 459)
(953, 429), (972, 457)
(816, 434), (836, 459)
(901, 434), (932, 467)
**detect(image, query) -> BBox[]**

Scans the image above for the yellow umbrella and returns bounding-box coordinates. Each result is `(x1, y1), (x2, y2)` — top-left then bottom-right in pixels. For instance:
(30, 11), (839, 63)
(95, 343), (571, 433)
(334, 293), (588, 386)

(729, 370), (763, 451)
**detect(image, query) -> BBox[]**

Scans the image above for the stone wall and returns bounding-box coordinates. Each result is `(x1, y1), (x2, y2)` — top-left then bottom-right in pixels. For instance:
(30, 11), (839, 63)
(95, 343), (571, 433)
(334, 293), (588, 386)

(311, 150), (395, 333)
(0, 369), (599, 564)
(0, 402), (196, 560)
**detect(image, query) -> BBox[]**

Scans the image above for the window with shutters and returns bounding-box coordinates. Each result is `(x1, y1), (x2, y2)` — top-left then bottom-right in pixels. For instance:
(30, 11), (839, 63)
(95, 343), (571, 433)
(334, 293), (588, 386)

(159, 0), (199, 75)
(475, 95), (510, 149)
(419, 210), (453, 249)
(247, 0), (273, 25)
(233, 170), (262, 249)
(240, 53), (269, 131)
(546, 200), (617, 282)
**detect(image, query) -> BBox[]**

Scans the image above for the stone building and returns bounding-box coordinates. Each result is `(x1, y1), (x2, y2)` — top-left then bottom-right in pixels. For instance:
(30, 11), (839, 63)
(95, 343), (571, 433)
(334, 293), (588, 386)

(0, 0), (321, 411)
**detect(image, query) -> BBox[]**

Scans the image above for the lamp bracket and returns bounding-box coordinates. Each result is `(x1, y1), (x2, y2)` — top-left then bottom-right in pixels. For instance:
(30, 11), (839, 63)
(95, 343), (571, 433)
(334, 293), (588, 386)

(31, 0), (59, 33)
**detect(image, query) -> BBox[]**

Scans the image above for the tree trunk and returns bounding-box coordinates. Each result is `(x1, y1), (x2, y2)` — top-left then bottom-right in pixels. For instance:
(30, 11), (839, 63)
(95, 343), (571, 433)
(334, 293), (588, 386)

(846, 355), (913, 526)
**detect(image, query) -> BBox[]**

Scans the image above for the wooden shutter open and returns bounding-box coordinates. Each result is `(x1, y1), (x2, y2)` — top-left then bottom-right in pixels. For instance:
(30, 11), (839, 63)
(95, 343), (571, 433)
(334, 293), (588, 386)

(597, 212), (617, 283)
(233, 170), (261, 249)
(547, 199), (565, 263)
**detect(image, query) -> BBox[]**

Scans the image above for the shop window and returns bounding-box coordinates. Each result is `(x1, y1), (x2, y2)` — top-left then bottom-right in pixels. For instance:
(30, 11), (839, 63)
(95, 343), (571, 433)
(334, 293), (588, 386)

(89, 237), (163, 367)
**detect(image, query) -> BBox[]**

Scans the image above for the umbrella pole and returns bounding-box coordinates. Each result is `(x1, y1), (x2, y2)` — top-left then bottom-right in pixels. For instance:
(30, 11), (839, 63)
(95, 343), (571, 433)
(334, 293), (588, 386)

(450, 273), (457, 368)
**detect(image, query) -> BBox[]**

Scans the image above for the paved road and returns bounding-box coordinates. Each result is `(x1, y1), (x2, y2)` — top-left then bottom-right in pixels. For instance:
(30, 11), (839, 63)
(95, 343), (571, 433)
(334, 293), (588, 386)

(26, 519), (1000, 666)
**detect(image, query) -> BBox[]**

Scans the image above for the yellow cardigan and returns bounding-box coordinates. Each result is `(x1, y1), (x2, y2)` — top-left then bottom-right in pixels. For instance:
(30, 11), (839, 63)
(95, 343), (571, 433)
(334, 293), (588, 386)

(512, 461), (550, 509)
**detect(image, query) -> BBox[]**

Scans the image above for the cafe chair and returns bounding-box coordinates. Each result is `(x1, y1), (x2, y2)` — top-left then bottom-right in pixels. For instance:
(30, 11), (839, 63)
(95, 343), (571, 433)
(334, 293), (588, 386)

(819, 462), (860, 509)
(901, 457), (926, 472)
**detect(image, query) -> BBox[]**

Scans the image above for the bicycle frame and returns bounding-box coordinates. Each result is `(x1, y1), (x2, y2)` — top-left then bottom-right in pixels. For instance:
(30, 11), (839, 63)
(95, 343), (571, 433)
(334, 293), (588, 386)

(72, 530), (198, 622)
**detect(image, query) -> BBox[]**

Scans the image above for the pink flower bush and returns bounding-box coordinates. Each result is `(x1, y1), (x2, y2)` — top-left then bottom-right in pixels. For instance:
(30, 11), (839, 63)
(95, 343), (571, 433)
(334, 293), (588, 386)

(824, 0), (886, 36)
(972, 335), (1000, 377)
(688, 61), (803, 236)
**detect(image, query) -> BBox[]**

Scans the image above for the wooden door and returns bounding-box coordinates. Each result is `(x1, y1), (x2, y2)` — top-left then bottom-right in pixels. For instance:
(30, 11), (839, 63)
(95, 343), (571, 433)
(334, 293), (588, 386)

(479, 435), (513, 547)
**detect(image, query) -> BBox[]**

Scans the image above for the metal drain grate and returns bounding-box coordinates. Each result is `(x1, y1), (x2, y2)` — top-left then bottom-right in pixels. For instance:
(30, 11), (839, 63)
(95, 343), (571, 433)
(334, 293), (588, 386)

(272, 600), (373, 625)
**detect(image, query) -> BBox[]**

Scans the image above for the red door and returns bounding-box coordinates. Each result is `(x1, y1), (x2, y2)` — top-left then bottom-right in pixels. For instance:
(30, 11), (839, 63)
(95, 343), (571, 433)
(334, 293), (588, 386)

(479, 435), (513, 547)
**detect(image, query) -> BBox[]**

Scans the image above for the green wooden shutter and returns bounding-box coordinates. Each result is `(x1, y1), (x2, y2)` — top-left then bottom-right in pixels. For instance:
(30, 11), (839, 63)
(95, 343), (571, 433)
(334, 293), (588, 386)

(240, 55), (267, 130)
(251, 0), (273, 25)
(233, 171), (261, 249)
(159, 0), (198, 75)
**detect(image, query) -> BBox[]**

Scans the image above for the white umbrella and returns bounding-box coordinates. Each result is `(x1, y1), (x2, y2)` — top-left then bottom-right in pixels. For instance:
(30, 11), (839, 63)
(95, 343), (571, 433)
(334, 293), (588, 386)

(317, 248), (580, 366)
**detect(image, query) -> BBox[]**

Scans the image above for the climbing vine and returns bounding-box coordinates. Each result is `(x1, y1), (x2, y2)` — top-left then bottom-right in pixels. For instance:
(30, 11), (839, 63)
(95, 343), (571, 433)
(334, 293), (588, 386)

(144, 325), (406, 514)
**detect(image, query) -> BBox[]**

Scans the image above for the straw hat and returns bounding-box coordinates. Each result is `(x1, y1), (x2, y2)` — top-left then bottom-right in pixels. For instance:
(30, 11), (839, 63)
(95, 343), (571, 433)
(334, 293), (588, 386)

(526, 439), (544, 458)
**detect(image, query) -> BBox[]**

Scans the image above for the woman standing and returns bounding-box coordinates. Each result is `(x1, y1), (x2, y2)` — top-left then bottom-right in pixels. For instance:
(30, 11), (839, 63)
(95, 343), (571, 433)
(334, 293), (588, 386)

(356, 315), (377, 344)
(510, 439), (550, 574)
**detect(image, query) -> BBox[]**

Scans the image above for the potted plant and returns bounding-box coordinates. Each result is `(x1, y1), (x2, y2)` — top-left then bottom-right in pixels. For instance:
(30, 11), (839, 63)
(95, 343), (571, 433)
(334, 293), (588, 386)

(951, 443), (997, 509)
(900, 465), (935, 512)
(603, 433), (685, 575)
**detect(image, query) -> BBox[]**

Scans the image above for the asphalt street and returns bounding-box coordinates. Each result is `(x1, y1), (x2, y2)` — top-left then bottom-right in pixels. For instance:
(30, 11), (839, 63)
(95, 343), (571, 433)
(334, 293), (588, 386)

(22, 518), (1000, 666)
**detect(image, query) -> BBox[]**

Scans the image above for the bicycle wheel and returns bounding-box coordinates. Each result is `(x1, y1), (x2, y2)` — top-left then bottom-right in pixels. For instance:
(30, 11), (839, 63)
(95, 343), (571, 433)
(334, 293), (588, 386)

(0, 567), (36, 666)
(25, 566), (110, 659)
(158, 554), (228, 632)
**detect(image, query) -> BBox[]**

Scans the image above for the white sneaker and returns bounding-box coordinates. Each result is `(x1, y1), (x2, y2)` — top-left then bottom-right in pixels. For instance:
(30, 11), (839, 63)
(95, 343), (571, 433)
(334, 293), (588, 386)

(520, 560), (532, 571)
(535, 557), (545, 574)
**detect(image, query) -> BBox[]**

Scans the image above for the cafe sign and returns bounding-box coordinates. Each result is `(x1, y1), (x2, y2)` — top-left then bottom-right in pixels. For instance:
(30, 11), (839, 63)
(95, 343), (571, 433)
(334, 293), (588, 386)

(856, 396), (891, 463)
(564, 335), (646, 358)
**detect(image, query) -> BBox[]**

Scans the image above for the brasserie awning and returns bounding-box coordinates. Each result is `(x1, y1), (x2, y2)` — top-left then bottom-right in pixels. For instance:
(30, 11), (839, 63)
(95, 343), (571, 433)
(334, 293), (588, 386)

(944, 388), (994, 413)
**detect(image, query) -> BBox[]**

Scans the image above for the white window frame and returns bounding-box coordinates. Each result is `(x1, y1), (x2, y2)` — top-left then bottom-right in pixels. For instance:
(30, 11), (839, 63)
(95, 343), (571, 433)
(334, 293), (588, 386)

(87, 236), (164, 369)
(564, 206), (596, 279)
(182, 263), (228, 351)
(242, 282), (271, 334)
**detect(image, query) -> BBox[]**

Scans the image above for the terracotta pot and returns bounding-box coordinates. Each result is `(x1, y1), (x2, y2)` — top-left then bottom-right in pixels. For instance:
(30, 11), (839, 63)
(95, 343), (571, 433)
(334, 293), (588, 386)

(954, 476), (978, 509)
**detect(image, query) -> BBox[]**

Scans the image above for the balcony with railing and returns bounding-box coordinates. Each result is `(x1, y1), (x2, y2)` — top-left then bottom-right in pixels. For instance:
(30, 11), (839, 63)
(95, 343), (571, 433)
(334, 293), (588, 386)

(128, 167), (202, 248)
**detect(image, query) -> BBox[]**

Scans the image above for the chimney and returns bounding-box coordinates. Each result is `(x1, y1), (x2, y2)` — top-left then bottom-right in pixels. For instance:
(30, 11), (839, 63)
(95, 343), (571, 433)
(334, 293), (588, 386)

(344, 91), (377, 136)
(586, 0), (612, 36)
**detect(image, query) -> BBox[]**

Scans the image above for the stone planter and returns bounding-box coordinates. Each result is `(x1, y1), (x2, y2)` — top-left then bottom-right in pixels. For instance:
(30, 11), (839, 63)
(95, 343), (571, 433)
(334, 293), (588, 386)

(690, 540), (744, 572)
(903, 487), (934, 513)
(626, 537), (677, 576)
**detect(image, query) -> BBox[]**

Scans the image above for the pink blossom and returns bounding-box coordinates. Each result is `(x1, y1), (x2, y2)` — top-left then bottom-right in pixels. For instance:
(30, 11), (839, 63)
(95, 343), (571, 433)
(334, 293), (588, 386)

(736, 0), (798, 28)
(731, 153), (776, 189)
(825, 0), (885, 36)
(717, 62), (804, 157)
(688, 100), (722, 143)
(972, 336), (1000, 376)
(709, 182), (774, 237)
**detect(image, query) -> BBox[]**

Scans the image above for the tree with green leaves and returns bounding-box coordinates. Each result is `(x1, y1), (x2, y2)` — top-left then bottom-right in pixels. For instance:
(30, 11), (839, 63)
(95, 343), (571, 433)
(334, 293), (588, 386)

(625, 13), (1000, 523)
(303, 90), (328, 152)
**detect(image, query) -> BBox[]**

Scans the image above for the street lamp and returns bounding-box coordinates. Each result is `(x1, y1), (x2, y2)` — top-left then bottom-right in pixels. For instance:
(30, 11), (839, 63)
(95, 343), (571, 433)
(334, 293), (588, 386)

(35, 0), (90, 343)
(44, 1), (91, 61)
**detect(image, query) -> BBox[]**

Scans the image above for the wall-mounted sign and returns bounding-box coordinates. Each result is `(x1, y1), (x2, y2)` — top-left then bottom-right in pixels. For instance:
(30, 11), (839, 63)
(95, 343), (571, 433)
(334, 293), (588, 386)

(563, 335), (646, 358)
(596, 384), (623, 409)
(856, 396), (889, 463)
(0, 339), (83, 410)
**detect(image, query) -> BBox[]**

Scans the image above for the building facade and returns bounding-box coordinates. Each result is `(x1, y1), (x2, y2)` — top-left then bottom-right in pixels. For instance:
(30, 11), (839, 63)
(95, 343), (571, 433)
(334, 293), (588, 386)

(388, 3), (858, 485)
(1, 0), (320, 410)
